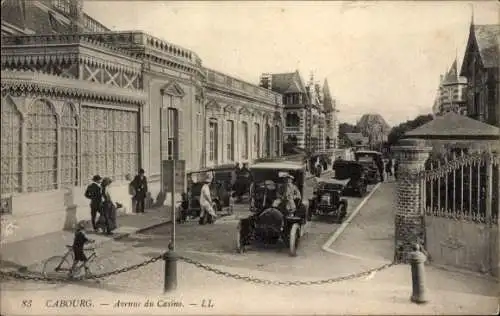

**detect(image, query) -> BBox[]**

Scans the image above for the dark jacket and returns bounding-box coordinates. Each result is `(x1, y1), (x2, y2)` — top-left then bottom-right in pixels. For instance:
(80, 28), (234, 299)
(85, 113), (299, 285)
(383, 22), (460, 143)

(131, 175), (148, 199)
(85, 182), (102, 206)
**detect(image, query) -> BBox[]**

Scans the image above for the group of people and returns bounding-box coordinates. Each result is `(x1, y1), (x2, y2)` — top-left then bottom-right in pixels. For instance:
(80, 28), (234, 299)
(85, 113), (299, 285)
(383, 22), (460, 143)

(84, 175), (119, 235)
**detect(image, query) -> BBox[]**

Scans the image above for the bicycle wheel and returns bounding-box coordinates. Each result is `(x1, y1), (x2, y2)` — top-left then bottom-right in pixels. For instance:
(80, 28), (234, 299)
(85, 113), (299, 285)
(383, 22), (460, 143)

(42, 256), (72, 279)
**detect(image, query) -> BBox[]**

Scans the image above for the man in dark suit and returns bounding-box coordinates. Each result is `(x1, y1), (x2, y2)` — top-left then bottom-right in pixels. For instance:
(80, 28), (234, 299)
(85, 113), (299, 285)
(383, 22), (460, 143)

(131, 169), (148, 213)
(84, 175), (103, 232)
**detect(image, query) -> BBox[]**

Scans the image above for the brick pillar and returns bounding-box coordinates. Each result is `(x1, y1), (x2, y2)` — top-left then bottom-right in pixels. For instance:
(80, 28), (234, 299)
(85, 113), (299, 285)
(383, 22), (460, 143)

(392, 138), (431, 263)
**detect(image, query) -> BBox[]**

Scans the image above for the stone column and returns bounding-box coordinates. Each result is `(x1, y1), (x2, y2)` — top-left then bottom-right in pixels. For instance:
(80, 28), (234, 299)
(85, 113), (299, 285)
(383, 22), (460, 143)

(392, 138), (432, 263)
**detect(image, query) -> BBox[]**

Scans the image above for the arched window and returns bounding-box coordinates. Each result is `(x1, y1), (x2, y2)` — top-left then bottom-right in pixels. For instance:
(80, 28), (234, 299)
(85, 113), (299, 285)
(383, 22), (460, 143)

(265, 124), (271, 157)
(274, 125), (281, 156)
(253, 122), (260, 158)
(1, 97), (22, 195)
(26, 100), (58, 192)
(60, 103), (78, 187)
(208, 118), (218, 162)
(241, 121), (249, 160)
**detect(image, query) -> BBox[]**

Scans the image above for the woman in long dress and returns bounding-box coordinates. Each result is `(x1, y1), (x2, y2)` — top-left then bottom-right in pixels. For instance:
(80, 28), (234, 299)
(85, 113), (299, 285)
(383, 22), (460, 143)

(97, 177), (118, 235)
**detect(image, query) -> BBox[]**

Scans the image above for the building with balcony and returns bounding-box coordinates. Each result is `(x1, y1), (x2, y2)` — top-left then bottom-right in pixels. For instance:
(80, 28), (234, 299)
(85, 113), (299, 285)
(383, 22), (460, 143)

(259, 71), (338, 154)
(0, 0), (283, 242)
(459, 22), (500, 128)
(433, 60), (468, 116)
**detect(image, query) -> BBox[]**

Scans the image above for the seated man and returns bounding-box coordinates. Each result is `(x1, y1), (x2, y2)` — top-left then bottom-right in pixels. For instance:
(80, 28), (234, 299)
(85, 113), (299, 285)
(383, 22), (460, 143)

(279, 173), (301, 212)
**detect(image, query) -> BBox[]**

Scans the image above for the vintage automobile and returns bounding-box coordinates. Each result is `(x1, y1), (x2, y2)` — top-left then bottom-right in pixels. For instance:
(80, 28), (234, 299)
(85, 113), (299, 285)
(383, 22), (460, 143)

(185, 165), (235, 224)
(332, 160), (368, 197)
(235, 162), (310, 256)
(309, 178), (349, 223)
(354, 150), (384, 184)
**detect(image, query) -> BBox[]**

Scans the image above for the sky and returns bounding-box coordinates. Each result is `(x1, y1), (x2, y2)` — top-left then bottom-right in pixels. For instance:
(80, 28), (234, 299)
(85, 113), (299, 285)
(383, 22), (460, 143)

(84, 1), (499, 127)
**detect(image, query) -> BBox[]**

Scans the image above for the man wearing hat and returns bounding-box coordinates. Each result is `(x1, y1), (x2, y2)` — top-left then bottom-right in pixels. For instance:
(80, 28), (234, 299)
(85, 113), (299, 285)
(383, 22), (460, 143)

(280, 173), (301, 212)
(131, 168), (148, 213)
(199, 172), (217, 224)
(84, 175), (103, 232)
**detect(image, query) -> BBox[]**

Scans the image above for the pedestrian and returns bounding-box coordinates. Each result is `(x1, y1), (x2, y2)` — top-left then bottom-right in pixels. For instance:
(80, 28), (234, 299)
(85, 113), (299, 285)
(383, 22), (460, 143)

(131, 169), (148, 213)
(394, 159), (399, 180)
(199, 173), (217, 225)
(69, 220), (95, 278)
(386, 157), (393, 179)
(176, 192), (189, 223)
(84, 175), (103, 232)
(97, 177), (118, 235)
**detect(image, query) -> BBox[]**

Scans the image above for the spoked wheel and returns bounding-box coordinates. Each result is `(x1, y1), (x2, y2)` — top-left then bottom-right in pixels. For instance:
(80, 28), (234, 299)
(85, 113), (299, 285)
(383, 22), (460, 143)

(289, 223), (301, 257)
(42, 255), (73, 279)
(235, 221), (245, 254)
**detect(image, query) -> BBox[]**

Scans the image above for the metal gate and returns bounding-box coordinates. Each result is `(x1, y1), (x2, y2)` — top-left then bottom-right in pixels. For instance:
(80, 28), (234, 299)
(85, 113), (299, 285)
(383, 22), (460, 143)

(419, 150), (499, 276)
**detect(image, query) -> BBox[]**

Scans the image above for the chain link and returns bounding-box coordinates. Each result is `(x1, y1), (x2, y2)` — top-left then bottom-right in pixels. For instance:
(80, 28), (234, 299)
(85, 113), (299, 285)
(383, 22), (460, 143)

(0, 255), (163, 283)
(178, 255), (396, 286)
(1, 253), (396, 287)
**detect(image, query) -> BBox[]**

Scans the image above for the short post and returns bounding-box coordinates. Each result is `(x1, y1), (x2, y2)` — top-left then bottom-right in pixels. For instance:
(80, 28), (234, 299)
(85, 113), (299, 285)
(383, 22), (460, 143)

(409, 244), (428, 304)
(163, 243), (177, 293)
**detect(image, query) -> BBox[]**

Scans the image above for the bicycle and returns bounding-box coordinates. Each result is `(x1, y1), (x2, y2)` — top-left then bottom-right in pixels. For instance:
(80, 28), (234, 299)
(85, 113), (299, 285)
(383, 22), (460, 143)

(42, 243), (101, 280)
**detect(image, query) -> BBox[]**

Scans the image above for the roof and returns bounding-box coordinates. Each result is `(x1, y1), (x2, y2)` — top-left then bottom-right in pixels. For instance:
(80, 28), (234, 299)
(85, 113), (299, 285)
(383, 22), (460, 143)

(442, 59), (458, 85)
(318, 178), (350, 186)
(405, 112), (500, 139)
(322, 79), (335, 112)
(474, 24), (500, 68)
(270, 71), (308, 95)
(461, 24), (500, 74)
(250, 162), (304, 170)
(343, 133), (368, 145)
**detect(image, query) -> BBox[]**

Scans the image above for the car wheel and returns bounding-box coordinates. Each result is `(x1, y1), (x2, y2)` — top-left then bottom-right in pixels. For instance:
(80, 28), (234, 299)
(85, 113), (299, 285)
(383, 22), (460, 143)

(289, 223), (300, 257)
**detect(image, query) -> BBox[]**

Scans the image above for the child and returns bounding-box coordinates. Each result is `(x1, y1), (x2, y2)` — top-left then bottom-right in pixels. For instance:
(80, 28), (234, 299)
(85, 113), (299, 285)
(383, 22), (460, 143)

(69, 220), (95, 278)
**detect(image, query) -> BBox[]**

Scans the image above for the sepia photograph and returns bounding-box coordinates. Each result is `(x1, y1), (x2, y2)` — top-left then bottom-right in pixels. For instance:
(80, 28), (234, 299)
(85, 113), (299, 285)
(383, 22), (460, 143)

(0, 0), (499, 315)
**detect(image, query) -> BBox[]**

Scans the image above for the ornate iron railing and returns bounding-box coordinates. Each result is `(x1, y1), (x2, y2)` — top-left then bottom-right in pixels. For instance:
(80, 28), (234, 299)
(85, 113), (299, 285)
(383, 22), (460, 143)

(419, 150), (499, 224)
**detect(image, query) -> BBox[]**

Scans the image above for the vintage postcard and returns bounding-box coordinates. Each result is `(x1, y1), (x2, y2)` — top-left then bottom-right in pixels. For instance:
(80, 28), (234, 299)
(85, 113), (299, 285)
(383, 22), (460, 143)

(1, 0), (499, 315)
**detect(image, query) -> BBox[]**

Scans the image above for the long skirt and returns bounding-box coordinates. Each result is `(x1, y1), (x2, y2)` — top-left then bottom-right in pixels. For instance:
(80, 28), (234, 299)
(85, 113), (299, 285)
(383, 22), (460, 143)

(96, 205), (117, 232)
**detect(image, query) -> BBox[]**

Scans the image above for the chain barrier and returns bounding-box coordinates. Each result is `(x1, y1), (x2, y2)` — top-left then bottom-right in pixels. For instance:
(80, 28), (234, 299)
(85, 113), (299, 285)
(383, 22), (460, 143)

(1, 252), (396, 287)
(178, 255), (396, 286)
(0, 254), (163, 283)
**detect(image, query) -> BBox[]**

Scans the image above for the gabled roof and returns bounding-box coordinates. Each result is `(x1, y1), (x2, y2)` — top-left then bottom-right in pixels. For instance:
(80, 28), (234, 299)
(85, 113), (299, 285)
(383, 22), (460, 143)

(343, 133), (369, 145)
(271, 70), (308, 95)
(474, 24), (500, 68)
(460, 24), (500, 75)
(405, 112), (500, 139)
(442, 59), (458, 84)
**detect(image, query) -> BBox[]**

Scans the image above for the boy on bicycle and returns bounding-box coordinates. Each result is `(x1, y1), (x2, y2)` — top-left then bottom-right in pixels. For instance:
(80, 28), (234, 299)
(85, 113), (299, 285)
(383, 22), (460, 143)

(69, 220), (95, 278)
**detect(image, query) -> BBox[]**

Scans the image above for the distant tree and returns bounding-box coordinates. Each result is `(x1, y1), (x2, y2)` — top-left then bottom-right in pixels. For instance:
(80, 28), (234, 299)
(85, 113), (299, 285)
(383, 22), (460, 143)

(338, 123), (359, 134)
(387, 114), (434, 147)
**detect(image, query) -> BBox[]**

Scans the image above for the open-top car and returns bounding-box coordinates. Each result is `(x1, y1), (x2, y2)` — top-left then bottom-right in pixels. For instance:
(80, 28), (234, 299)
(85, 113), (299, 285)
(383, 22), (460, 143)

(186, 165), (234, 224)
(354, 150), (384, 184)
(236, 162), (310, 256)
(332, 160), (368, 197)
(309, 178), (349, 223)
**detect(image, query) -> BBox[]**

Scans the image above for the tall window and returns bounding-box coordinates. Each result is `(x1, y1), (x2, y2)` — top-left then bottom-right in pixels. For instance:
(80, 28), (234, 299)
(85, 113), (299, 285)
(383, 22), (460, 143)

(226, 120), (234, 161)
(286, 113), (300, 127)
(241, 121), (249, 160)
(26, 100), (58, 192)
(265, 124), (271, 157)
(209, 119), (218, 162)
(60, 103), (78, 187)
(253, 123), (260, 158)
(0, 98), (22, 195)
(274, 125), (281, 156)
(82, 107), (138, 182)
(167, 108), (178, 160)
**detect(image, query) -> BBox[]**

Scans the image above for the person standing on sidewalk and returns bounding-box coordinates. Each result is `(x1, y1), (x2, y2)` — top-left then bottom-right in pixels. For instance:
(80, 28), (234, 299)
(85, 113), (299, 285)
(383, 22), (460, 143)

(199, 173), (217, 225)
(131, 169), (148, 213)
(98, 177), (118, 235)
(84, 175), (103, 232)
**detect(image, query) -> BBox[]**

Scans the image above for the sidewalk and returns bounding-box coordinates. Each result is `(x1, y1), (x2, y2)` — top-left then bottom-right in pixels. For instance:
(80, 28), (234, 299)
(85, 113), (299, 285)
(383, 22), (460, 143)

(0, 205), (172, 272)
